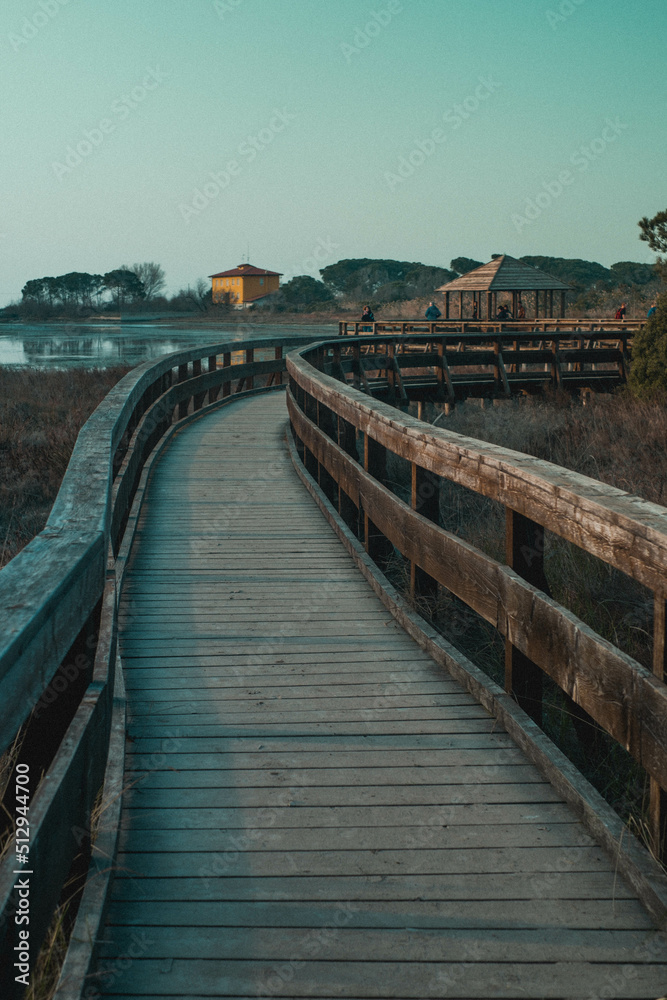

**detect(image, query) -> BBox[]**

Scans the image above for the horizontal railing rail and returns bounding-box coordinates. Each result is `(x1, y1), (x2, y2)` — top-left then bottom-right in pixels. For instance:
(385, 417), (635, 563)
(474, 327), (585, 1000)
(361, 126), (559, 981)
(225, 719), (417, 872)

(287, 337), (667, 862)
(340, 318), (646, 336)
(0, 334), (315, 999)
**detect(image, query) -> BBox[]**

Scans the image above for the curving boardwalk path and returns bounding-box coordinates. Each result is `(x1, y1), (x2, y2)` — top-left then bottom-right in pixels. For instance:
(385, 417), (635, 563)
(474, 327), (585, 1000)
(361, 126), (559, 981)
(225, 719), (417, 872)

(97, 392), (667, 999)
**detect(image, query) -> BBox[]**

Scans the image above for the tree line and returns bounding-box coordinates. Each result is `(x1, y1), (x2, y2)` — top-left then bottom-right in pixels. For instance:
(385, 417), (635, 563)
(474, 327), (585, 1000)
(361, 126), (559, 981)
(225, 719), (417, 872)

(20, 262), (166, 310)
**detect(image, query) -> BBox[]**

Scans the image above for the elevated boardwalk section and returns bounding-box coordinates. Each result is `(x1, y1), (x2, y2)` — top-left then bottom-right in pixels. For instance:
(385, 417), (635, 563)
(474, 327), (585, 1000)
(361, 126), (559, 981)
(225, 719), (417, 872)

(96, 393), (667, 999)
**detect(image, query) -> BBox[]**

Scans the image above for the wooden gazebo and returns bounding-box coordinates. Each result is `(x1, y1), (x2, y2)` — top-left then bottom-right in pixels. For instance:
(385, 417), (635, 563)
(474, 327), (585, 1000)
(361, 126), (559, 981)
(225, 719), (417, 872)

(436, 255), (571, 320)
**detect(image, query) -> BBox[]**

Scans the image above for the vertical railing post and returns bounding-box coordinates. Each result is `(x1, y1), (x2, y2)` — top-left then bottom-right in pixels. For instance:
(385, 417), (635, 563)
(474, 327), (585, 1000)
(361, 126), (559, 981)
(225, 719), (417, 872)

(651, 595), (667, 862)
(275, 345), (283, 385)
(178, 362), (189, 419)
(410, 464), (440, 601)
(208, 354), (220, 403)
(337, 413), (358, 533)
(245, 348), (254, 390)
(363, 435), (390, 563)
(505, 509), (546, 724)
(192, 359), (204, 410)
(222, 352), (231, 397)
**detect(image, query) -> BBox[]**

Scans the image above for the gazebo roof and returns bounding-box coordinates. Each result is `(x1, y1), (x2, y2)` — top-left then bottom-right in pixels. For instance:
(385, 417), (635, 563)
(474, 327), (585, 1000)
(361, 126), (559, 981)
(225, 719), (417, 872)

(436, 255), (571, 292)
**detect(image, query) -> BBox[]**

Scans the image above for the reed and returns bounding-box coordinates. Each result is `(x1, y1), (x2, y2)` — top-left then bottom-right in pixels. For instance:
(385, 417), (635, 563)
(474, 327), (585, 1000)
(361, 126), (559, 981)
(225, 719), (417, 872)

(0, 366), (131, 568)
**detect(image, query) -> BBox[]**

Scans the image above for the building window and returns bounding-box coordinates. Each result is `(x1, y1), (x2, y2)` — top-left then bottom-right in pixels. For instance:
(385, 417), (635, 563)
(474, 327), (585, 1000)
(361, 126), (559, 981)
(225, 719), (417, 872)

(260, 278), (264, 285)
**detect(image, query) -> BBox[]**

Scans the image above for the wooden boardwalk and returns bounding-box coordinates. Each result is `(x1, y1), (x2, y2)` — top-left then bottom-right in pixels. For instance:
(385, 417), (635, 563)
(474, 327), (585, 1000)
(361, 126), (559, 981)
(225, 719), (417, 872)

(97, 392), (667, 999)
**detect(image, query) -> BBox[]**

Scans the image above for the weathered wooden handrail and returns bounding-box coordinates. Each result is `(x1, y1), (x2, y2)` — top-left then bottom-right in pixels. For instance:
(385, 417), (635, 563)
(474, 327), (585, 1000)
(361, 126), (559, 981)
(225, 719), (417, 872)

(0, 335), (314, 998)
(287, 337), (667, 860)
(339, 318), (646, 336)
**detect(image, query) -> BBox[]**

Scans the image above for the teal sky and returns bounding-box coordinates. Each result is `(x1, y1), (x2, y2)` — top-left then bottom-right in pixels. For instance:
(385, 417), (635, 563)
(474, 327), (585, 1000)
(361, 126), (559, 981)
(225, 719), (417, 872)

(1, 0), (665, 304)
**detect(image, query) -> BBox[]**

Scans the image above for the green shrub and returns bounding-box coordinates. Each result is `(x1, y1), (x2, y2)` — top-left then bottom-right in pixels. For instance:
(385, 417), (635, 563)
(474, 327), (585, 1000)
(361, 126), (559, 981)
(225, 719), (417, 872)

(629, 292), (667, 398)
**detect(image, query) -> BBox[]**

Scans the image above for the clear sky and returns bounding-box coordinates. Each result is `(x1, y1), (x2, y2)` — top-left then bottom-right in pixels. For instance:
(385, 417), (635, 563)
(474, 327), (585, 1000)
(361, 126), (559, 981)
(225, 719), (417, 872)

(1, 0), (665, 304)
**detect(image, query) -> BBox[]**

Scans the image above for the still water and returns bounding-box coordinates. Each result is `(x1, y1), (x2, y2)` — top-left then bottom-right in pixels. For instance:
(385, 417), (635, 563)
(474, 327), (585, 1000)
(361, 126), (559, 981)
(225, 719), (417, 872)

(0, 322), (336, 368)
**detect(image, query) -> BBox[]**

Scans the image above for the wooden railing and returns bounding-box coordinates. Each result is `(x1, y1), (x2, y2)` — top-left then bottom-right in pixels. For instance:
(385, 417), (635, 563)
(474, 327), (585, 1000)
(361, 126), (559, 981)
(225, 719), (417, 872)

(324, 331), (632, 402)
(340, 318), (646, 336)
(287, 337), (667, 860)
(0, 335), (314, 999)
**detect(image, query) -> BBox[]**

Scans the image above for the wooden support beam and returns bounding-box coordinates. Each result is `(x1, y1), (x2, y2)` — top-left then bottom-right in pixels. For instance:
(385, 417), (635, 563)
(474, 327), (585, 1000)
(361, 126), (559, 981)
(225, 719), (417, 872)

(364, 435), (391, 563)
(391, 356), (409, 406)
(337, 413), (358, 532)
(222, 352), (231, 397)
(493, 341), (511, 397)
(207, 355), (220, 403)
(177, 363), (189, 419)
(192, 359), (205, 410)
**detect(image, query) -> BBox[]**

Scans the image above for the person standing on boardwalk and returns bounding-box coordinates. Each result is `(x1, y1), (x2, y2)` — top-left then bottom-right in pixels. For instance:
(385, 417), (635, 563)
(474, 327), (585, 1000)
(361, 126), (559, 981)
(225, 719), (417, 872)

(424, 301), (441, 321)
(360, 304), (374, 332)
(615, 302), (627, 320)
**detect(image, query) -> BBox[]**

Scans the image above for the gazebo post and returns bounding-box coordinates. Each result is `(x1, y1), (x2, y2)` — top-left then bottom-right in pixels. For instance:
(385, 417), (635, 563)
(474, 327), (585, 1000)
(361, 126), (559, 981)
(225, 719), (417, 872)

(560, 290), (566, 318)
(487, 292), (492, 320)
(459, 290), (463, 319)
(548, 289), (554, 318)
(535, 290), (539, 319)
(512, 291), (517, 318)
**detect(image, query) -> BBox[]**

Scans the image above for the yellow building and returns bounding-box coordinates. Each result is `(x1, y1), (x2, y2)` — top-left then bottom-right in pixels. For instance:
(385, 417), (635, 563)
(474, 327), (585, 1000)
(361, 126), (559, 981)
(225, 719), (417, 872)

(209, 263), (282, 306)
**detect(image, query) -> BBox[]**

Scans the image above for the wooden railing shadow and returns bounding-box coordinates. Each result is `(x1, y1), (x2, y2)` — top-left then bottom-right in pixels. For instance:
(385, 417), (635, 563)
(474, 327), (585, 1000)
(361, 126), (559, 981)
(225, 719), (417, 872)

(287, 337), (667, 869)
(0, 335), (314, 999)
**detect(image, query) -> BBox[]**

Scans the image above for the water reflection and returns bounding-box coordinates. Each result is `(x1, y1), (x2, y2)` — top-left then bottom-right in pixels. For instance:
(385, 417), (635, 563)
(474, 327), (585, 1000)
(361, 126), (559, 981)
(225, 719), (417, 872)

(0, 322), (334, 369)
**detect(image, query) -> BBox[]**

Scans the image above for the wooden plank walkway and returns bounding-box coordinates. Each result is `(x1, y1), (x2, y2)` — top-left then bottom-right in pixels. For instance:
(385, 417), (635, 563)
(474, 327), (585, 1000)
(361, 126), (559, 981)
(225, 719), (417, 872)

(97, 392), (667, 999)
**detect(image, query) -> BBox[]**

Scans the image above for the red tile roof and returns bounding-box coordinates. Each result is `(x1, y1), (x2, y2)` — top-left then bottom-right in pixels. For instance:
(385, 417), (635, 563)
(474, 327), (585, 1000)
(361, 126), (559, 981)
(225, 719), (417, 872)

(209, 263), (282, 278)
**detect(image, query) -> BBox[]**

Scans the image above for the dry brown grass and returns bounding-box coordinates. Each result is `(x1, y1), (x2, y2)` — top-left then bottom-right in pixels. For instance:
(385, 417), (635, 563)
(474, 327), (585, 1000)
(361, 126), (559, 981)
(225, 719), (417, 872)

(0, 367), (131, 568)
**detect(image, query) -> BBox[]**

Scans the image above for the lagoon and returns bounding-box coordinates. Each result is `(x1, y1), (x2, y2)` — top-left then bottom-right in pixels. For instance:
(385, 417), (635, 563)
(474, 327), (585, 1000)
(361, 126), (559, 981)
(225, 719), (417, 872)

(0, 321), (335, 368)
